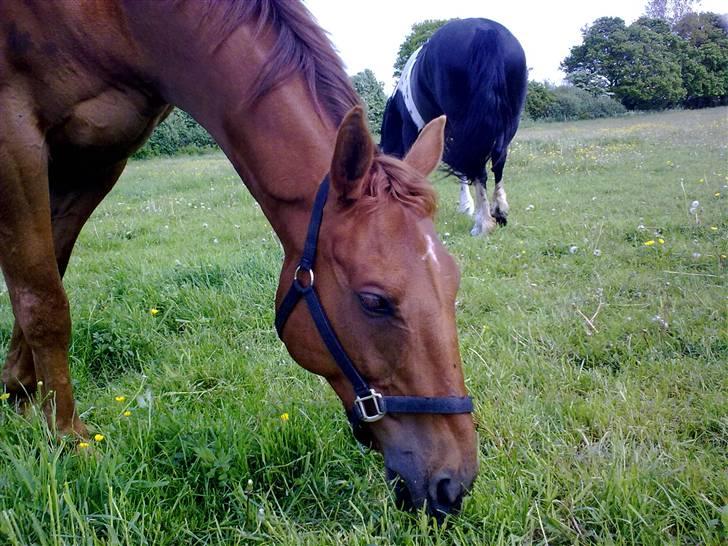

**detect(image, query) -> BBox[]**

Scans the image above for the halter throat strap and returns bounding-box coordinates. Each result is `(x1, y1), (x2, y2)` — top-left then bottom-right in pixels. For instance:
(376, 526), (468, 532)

(274, 176), (473, 426)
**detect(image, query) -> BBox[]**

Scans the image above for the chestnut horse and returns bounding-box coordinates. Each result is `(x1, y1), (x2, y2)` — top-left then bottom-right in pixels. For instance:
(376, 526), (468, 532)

(0, 1), (476, 515)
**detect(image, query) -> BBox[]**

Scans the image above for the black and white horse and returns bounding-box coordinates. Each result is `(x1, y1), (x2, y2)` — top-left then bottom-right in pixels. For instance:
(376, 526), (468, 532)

(381, 18), (527, 235)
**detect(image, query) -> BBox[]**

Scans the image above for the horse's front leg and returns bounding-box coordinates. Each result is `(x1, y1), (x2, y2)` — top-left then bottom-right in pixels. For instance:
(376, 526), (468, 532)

(491, 181), (509, 226)
(0, 102), (85, 437)
(470, 175), (497, 236)
(490, 157), (509, 226)
(458, 177), (475, 216)
(2, 323), (37, 397)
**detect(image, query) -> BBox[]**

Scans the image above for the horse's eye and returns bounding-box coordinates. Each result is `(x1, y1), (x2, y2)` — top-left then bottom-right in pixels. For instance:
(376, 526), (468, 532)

(358, 292), (393, 316)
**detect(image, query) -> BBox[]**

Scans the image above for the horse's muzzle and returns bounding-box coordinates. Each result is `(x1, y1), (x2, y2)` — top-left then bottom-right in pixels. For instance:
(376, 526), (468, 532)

(386, 465), (472, 520)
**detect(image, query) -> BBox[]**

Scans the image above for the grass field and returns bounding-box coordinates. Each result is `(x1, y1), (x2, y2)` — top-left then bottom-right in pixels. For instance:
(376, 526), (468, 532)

(0, 107), (726, 545)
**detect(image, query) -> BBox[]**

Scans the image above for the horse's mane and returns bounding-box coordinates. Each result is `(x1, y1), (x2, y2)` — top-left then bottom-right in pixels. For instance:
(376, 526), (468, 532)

(199, 0), (360, 125)
(196, 1), (434, 215)
(361, 155), (437, 218)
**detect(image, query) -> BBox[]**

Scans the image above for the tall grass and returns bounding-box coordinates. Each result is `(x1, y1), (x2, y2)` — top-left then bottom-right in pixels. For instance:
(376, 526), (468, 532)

(1, 107), (726, 545)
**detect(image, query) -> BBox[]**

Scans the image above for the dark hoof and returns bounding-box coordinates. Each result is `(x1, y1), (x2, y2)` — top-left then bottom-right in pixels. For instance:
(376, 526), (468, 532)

(493, 208), (508, 226)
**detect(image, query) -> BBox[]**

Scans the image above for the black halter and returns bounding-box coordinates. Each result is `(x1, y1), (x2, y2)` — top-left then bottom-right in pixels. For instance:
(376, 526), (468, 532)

(275, 176), (473, 429)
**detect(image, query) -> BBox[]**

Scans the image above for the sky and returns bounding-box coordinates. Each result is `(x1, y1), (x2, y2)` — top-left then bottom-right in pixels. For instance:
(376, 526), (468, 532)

(303, 0), (727, 93)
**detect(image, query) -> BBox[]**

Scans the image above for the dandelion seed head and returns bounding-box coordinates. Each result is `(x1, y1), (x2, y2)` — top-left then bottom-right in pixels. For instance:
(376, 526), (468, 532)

(593, 249), (601, 256)
(652, 315), (669, 329)
(569, 246), (578, 254)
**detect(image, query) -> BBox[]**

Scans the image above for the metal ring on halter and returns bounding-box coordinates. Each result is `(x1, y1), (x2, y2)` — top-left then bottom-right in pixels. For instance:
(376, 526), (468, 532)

(294, 265), (314, 288)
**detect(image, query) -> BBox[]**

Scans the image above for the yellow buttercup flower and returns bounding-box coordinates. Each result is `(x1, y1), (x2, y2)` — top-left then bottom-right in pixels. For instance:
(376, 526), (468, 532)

(149, 308), (160, 316)
(123, 410), (132, 417)
(710, 226), (718, 231)
(0, 393), (9, 401)
(715, 192), (721, 197)
(94, 434), (105, 442)
(644, 240), (655, 246)
(78, 442), (90, 449)
(280, 413), (289, 422)
(658, 238), (665, 244)
(115, 395), (126, 402)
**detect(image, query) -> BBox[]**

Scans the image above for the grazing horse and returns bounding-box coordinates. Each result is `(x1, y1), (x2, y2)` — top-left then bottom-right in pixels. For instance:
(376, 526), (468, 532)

(0, 0), (477, 516)
(381, 18), (527, 236)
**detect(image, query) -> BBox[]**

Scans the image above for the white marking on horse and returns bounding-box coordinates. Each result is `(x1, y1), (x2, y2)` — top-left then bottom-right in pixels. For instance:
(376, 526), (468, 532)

(394, 45), (426, 131)
(491, 181), (509, 217)
(458, 177), (475, 216)
(422, 234), (440, 268)
(471, 181), (496, 236)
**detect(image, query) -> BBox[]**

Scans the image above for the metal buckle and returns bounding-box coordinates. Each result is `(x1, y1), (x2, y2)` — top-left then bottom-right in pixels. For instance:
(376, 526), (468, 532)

(354, 389), (385, 422)
(294, 265), (314, 288)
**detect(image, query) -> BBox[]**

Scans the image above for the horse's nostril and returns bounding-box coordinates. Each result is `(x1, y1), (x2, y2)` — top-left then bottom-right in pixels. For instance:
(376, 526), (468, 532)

(431, 475), (464, 513)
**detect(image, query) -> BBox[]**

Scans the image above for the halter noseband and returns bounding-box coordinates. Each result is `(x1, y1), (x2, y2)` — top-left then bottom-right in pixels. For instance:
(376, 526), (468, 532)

(275, 176), (473, 429)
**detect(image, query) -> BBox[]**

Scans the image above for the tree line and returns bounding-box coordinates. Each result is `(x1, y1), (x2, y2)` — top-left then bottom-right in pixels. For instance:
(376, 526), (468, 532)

(134, 4), (727, 157)
(562, 11), (728, 111)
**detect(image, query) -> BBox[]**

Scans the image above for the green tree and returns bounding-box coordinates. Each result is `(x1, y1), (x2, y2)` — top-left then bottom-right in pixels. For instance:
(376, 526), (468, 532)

(351, 69), (387, 132)
(674, 12), (728, 107)
(614, 17), (686, 109)
(562, 16), (687, 110)
(525, 81), (556, 119)
(133, 109), (217, 159)
(393, 19), (452, 78)
(561, 17), (629, 96)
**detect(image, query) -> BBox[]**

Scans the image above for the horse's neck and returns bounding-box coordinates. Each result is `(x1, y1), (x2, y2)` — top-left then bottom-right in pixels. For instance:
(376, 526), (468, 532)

(122, 4), (339, 258)
(199, 84), (337, 257)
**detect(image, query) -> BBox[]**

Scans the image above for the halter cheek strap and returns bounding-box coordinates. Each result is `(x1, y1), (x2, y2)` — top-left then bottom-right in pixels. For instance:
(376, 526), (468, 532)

(275, 176), (473, 427)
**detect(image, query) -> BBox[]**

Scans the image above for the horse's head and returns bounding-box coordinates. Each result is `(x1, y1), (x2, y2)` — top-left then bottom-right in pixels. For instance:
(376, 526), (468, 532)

(276, 107), (477, 517)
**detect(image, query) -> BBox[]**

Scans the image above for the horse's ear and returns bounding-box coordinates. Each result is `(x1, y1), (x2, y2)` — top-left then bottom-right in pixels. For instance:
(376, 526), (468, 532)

(404, 115), (446, 177)
(330, 106), (374, 203)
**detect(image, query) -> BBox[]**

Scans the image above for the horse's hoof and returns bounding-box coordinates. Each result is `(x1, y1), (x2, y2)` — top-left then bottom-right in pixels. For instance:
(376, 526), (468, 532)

(492, 208), (508, 226)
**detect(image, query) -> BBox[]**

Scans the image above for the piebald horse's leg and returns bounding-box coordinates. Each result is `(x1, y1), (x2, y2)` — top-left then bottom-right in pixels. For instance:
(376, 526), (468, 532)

(458, 176), (475, 216)
(470, 175), (496, 236)
(490, 156), (509, 226)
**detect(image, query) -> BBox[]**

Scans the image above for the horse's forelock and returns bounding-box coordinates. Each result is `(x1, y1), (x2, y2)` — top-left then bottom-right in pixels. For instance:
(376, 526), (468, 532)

(358, 155), (437, 218)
